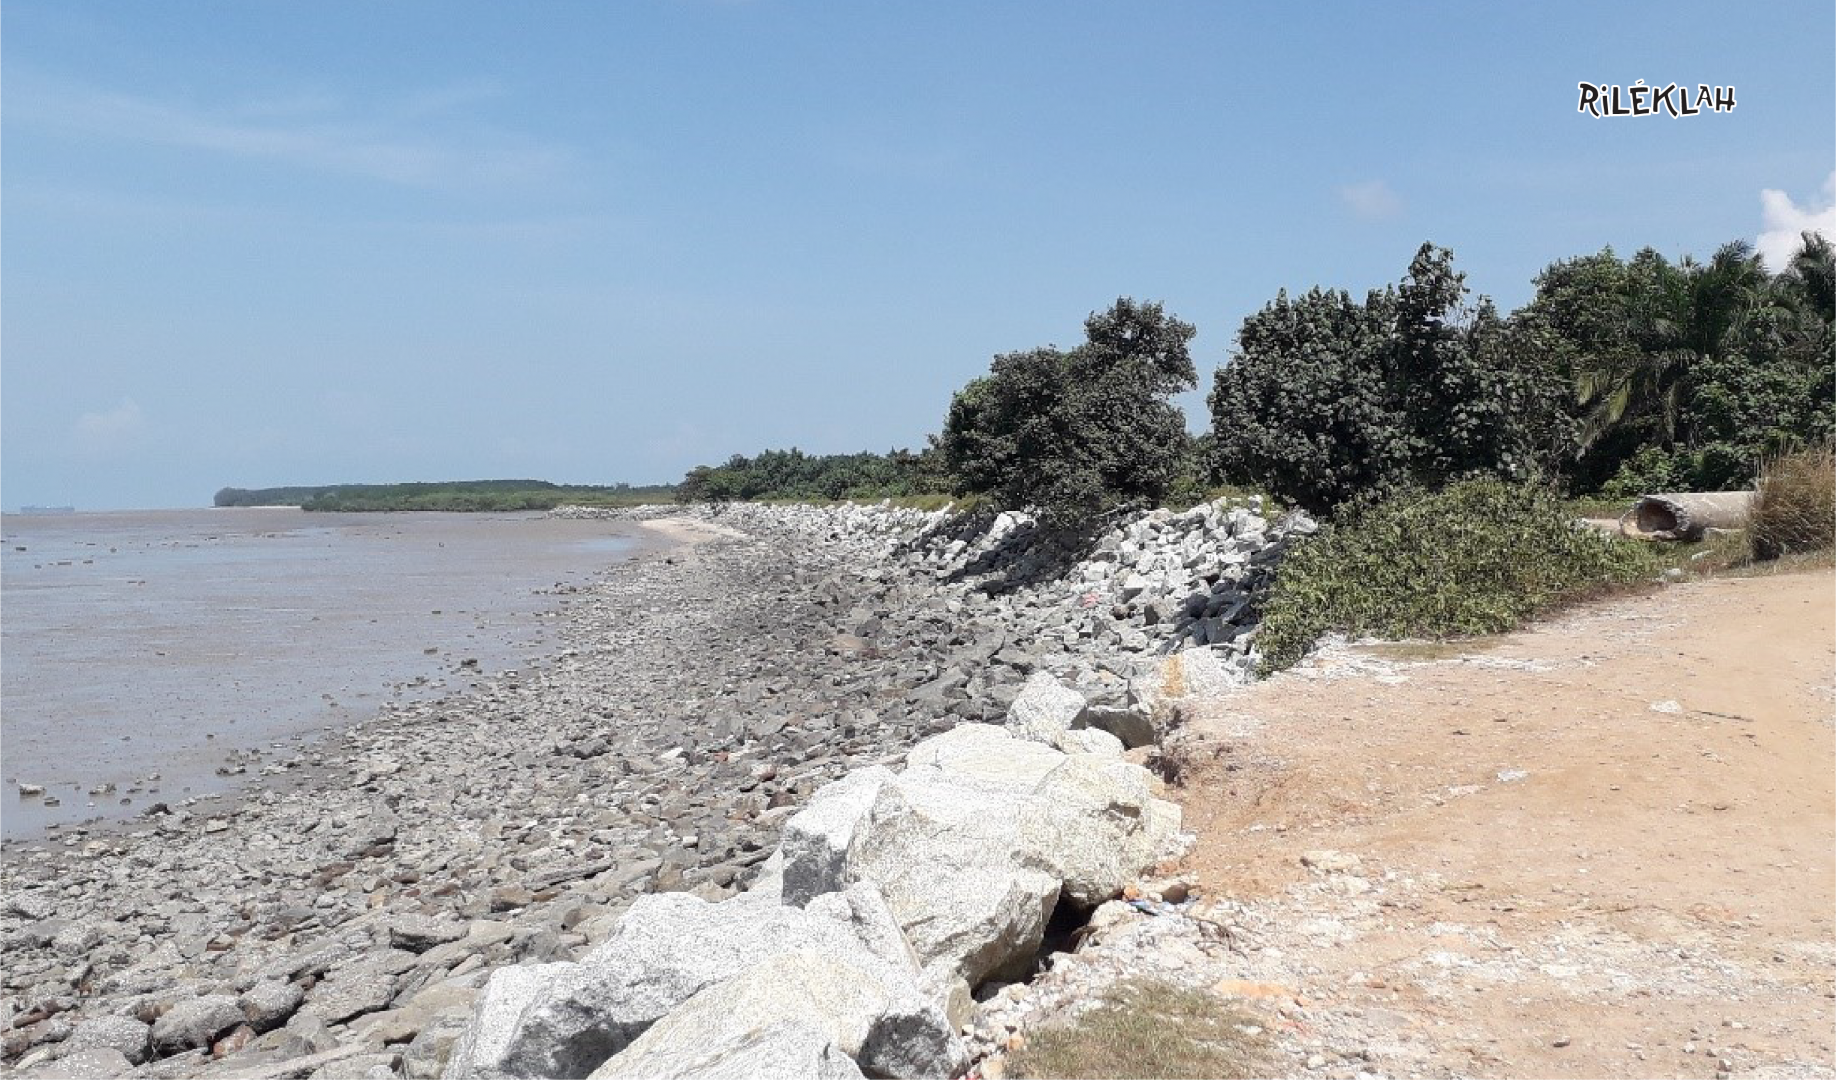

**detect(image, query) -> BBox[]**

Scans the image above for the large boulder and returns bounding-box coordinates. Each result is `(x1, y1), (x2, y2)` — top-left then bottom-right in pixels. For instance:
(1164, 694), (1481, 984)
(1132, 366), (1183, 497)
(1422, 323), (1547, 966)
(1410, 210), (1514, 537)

(591, 1020), (860, 1080)
(844, 777), (1060, 987)
(1018, 754), (1182, 907)
(779, 767), (895, 907)
(444, 887), (958, 1080)
(151, 995), (246, 1055)
(779, 725), (1181, 984)
(902, 724), (1061, 792)
(589, 948), (961, 1080)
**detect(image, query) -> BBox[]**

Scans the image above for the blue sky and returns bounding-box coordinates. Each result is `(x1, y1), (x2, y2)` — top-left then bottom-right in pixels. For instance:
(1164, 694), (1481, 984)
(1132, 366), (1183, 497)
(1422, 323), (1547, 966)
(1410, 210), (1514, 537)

(4, 2), (1832, 510)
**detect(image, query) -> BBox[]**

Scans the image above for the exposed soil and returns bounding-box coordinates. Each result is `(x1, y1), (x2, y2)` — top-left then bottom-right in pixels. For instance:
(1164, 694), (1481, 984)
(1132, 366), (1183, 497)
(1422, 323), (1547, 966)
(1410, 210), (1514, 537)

(1172, 570), (1836, 1078)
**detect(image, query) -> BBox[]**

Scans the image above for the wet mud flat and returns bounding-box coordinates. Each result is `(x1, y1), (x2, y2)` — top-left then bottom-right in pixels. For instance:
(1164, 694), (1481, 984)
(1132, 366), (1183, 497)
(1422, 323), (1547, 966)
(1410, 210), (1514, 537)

(1, 508), (651, 838)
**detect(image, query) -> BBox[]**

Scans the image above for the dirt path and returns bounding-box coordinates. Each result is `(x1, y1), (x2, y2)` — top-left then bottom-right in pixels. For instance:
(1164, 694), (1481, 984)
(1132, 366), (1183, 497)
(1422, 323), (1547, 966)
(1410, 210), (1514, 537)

(1171, 570), (1836, 1079)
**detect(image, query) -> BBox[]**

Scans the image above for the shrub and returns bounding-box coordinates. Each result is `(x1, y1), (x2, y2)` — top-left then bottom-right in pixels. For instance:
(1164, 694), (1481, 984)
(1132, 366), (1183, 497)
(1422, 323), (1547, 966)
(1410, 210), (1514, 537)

(1256, 478), (1655, 673)
(939, 298), (1198, 529)
(1595, 444), (1690, 500)
(1750, 444), (1836, 560)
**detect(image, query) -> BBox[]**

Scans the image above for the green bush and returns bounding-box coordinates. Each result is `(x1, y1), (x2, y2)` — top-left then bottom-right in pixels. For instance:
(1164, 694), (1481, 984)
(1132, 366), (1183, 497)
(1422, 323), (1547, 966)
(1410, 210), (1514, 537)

(1257, 478), (1656, 673)
(1210, 244), (1573, 515)
(939, 298), (1198, 529)
(1750, 444), (1836, 560)
(1595, 444), (1690, 500)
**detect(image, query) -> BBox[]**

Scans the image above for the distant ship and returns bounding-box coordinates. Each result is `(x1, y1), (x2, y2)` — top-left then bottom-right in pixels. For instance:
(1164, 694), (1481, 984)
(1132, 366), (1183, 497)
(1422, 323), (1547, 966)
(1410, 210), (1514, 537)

(16, 506), (76, 515)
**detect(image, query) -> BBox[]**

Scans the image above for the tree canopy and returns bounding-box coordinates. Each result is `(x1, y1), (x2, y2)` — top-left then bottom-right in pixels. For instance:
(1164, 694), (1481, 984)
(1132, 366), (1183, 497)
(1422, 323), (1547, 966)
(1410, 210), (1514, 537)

(1209, 244), (1571, 514)
(938, 298), (1198, 528)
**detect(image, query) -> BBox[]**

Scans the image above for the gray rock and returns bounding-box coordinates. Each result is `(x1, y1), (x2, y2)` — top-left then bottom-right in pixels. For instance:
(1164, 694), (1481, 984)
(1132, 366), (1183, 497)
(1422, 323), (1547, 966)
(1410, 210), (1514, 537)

(60, 1015), (151, 1064)
(22, 1048), (135, 1079)
(240, 979), (305, 1033)
(195, 1043), (364, 1080)
(302, 955), (399, 1025)
(6, 891), (57, 921)
(389, 915), (468, 954)
(595, 1020), (861, 1080)
(273, 1010), (341, 1059)
(402, 1011), (473, 1080)
(151, 994), (246, 1054)
(310, 1050), (400, 1080)
(46, 921), (102, 960)
(354, 982), (479, 1047)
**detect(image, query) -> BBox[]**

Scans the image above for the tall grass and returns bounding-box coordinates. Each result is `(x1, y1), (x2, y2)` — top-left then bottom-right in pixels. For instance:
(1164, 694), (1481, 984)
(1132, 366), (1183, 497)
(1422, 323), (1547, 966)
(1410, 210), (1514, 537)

(1750, 444), (1836, 561)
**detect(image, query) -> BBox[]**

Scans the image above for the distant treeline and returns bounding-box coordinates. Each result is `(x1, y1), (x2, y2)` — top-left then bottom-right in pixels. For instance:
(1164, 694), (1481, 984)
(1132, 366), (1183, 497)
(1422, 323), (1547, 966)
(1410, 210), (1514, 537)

(675, 448), (946, 503)
(214, 480), (677, 512)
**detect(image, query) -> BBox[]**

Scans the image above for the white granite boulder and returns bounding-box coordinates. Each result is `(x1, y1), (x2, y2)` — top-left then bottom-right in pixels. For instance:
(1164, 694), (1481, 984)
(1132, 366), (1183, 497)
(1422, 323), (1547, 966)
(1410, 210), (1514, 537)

(777, 724), (1181, 986)
(591, 1020), (861, 1080)
(1003, 671), (1089, 751)
(589, 947), (960, 1079)
(443, 885), (959, 1080)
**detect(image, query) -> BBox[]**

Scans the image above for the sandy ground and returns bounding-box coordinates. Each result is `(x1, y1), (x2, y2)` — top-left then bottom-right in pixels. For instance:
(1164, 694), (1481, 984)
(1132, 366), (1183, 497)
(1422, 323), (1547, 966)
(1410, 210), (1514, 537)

(1171, 570), (1836, 1078)
(637, 515), (754, 543)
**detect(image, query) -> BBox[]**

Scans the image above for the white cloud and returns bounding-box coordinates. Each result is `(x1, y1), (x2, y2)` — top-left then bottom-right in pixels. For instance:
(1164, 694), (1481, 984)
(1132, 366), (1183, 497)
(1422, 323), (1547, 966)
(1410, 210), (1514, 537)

(1758, 171), (1836, 270)
(72, 399), (145, 457)
(1338, 179), (1403, 221)
(10, 72), (563, 189)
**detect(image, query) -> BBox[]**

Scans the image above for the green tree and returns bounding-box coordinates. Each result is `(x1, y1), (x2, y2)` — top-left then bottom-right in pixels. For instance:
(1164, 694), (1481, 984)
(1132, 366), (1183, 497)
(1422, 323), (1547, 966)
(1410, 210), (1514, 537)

(1535, 235), (1834, 492)
(939, 298), (1198, 528)
(1208, 285), (1407, 514)
(1210, 243), (1570, 514)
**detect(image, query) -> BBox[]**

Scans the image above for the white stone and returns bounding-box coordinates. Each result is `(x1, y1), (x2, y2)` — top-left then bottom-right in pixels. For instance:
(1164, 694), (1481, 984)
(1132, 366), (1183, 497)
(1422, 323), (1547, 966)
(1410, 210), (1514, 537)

(779, 767), (896, 906)
(1004, 672), (1088, 751)
(589, 948), (961, 1080)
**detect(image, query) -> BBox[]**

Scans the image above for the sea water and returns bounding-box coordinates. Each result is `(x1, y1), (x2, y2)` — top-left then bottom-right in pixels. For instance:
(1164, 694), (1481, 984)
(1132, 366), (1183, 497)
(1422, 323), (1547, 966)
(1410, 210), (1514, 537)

(0, 508), (642, 839)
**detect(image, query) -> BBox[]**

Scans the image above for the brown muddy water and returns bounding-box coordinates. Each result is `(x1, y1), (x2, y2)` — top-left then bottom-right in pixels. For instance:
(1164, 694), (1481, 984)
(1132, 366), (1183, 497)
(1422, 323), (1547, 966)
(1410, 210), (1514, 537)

(0, 508), (651, 839)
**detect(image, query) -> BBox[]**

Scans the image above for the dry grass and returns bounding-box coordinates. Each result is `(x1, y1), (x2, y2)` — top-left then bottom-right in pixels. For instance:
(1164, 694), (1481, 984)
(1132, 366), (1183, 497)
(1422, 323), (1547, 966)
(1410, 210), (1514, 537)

(1007, 979), (1273, 1080)
(1750, 445), (1836, 561)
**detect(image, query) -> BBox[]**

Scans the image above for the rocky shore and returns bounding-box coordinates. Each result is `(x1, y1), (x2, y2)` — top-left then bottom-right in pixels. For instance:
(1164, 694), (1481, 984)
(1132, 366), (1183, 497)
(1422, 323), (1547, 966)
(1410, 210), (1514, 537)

(1, 498), (1310, 1079)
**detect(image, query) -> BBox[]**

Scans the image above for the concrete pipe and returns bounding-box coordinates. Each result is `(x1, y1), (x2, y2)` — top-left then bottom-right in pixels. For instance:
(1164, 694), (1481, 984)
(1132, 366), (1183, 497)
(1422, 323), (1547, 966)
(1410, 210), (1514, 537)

(1618, 491), (1755, 541)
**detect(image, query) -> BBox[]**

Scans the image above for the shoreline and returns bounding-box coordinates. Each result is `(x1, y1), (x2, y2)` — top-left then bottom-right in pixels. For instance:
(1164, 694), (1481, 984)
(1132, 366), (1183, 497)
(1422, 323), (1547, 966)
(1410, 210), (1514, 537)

(1, 506), (960, 1076)
(0, 498), (1295, 1077)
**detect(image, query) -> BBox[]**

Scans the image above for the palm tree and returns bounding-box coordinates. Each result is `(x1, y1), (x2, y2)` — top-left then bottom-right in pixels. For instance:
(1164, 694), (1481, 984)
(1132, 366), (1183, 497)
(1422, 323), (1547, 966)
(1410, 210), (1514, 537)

(1575, 241), (1775, 455)
(1777, 231), (1834, 324)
